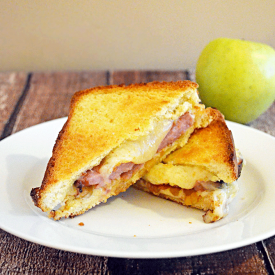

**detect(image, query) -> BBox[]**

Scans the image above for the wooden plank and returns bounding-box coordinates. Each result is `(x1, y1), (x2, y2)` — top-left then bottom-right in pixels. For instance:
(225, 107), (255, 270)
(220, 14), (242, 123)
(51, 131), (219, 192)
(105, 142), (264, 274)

(263, 237), (275, 274)
(0, 232), (108, 274)
(107, 245), (268, 274)
(0, 72), (28, 138)
(12, 71), (107, 133)
(110, 70), (188, 85)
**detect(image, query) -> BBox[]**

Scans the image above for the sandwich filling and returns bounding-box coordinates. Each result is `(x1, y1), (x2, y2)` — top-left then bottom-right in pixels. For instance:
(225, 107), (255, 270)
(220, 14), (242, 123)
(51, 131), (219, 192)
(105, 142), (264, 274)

(142, 154), (243, 192)
(74, 112), (194, 194)
(135, 155), (243, 223)
(135, 178), (239, 223)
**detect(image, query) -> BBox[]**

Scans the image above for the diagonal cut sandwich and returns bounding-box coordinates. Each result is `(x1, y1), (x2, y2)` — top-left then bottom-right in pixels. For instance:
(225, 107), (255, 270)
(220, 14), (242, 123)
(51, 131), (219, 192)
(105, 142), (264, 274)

(134, 109), (244, 223)
(31, 81), (215, 220)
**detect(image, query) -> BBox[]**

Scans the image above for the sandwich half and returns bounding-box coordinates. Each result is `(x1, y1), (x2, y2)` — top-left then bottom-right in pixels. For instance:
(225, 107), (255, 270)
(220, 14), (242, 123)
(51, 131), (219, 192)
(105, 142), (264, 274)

(31, 81), (214, 220)
(134, 109), (244, 223)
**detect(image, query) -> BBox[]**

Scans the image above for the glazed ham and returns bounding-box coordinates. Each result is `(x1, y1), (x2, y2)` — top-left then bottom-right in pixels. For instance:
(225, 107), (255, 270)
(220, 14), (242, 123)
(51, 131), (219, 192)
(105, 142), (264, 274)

(157, 112), (194, 152)
(74, 170), (104, 190)
(75, 162), (144, 190)
(74, 112), (194, 191)
(109, 162), (143, 180)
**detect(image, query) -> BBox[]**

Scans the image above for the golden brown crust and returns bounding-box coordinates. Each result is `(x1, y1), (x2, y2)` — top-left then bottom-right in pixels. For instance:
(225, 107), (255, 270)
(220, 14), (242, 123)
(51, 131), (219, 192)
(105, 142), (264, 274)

(72, 80), (199, 99)
(164, 109), (238, 183)
(30, 120), (69, 209)
(31, 80), (201, 214)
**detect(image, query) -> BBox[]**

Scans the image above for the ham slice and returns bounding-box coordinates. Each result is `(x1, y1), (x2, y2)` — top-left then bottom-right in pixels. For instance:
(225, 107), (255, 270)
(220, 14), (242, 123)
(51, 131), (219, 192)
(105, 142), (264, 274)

(157, 112), (194, 152)
(75, 162), (144, 191)
(75, 170), (104, 189)
(120, 163), (143, 180)
(109, 162), (136, 180)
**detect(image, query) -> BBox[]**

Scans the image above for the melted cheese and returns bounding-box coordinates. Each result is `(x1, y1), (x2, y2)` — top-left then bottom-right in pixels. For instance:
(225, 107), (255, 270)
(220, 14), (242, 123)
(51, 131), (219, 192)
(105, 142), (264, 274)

(202, 181), (239, 222)
(143, 163), (220, 189)
(99, 119), (173, 177)
(154, 180), (239, 223)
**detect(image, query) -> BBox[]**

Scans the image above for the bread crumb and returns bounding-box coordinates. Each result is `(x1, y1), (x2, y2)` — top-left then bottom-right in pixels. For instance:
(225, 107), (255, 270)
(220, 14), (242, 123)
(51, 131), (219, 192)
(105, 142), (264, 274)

(79, 222), (84, 226)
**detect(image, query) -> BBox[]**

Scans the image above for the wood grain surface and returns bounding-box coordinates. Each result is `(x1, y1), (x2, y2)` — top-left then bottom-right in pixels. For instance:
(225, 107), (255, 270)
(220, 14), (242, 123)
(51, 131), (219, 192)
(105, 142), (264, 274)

(0, 70), (274, 275)
(0, 72), (28, 139)
(12, 71), (108, 134)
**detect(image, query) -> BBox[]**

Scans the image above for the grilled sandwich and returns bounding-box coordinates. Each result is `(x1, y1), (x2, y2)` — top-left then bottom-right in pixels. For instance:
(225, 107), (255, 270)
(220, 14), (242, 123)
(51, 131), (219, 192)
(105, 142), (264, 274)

(31, 81), (214, 220)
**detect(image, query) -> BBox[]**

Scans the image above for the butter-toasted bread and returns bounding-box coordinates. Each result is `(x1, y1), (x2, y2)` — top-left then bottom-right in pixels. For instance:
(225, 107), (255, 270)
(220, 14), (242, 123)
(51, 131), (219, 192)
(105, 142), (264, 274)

(31, 81), (214, 220)
(135, 109), (244, 223)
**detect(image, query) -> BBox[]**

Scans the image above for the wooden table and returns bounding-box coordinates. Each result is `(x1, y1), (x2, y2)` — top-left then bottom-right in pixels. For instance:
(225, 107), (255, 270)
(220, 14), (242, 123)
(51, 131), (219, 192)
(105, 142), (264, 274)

(0, 70), (275, 274)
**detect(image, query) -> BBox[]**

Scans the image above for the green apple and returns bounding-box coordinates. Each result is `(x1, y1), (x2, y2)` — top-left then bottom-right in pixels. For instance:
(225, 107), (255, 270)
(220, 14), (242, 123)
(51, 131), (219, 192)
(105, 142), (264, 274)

(196, 38), (275, 124)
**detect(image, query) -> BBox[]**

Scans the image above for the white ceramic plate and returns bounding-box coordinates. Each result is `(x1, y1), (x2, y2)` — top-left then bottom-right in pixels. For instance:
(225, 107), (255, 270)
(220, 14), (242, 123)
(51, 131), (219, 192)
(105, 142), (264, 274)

(0, 118), (275, 258)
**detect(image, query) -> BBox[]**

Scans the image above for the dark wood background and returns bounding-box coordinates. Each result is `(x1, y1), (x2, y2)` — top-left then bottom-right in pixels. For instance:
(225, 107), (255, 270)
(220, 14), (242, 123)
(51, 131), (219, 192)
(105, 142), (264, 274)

(0, 70), (275, 274)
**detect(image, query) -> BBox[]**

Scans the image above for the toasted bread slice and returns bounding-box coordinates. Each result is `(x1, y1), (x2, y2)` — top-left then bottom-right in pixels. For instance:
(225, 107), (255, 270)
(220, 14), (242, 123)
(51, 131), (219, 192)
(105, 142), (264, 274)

(31, 81), (214, 220)
(134, 109), (244, 223)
